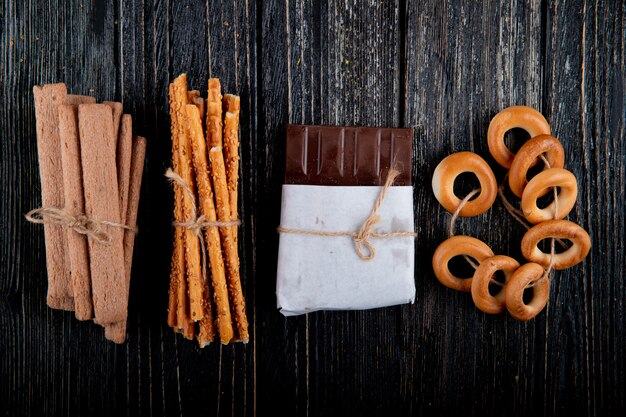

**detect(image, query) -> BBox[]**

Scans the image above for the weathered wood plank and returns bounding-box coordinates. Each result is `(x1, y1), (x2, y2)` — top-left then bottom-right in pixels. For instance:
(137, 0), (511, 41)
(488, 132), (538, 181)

(255, 0), (310, 414)
(543, 0), (625, 415)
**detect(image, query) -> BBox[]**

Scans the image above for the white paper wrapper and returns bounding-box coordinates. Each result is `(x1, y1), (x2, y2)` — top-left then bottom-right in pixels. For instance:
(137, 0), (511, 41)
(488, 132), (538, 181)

(276, 184), (415, 316)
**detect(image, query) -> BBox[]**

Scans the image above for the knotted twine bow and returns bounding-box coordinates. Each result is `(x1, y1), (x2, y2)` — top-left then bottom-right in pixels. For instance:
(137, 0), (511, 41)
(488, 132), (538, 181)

(25, 207), (137, 244)
(165, 168), (241, 283)
(276, 168), (417, 261)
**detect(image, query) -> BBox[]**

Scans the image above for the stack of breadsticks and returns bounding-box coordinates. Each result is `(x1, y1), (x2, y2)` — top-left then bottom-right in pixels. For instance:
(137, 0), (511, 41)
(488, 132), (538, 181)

(30, 83), (146, 343)
(167, 74), (248, 346)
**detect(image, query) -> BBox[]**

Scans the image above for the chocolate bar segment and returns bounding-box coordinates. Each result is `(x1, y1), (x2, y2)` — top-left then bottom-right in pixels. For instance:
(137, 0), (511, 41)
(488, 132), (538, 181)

(285, 124), (413, 186)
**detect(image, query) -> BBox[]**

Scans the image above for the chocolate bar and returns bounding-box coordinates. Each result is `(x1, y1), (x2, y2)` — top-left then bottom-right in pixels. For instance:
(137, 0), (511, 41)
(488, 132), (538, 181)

(285, 125), (413, 186)
(277, 124), (416, 316)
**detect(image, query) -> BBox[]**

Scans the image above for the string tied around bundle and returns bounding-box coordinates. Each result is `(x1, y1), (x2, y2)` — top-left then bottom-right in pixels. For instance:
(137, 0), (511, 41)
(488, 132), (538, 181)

(165, 168), (241, 283)
(25, 207), (137, 245)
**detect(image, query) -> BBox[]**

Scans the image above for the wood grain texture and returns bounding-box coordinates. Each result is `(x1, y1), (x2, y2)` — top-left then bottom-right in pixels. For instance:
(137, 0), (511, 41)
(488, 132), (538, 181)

(0, 0), (624, 416)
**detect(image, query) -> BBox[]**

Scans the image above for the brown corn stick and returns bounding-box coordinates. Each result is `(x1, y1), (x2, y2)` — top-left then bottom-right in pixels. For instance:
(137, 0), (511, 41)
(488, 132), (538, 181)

(206, 79), (223, 148)
(166, 243), (179, 327)
(65, 94), (96, 105)
(103, 115), (133, 340)
(224, 112), (240, 248)
(58, 104), (93, 320)
(169, 74), (204, 322)
(105, 135), (147, 344)
(49, 297), (74, 310)
(193, 97), (206, 134)
(116, 115), (133, 226)
(186, 93), (218, 346)
(223, 94), (240, 113)
(186, 104), (232, 345)
(181, 318), (195, 340)
(223, 100), (240, 223)
(193, 97), (205, 120)
(168, 99), (186, 328)
(223, 95), (240, 227)
(32, 83), (73, 310)
(187, 91), (204, 133)
(167, 225), (183, 328)
(209, 147), (249, 342)
(169, 81), (190, 328)
(190, 97), (218, 346)
(173, 318), (194, 339)
(187, 90), (200, 102)
(196, 266), (217, 346)
(176, 238), (189, 328)
(197, 307), (216, 346)
(79, 104), (126, 325)
(103, 101), (124, 142)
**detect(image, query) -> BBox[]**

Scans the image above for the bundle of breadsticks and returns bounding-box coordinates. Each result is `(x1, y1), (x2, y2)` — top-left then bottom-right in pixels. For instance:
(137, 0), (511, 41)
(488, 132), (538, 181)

(29, 83), (146, 344)
(167, 74), (248, 346)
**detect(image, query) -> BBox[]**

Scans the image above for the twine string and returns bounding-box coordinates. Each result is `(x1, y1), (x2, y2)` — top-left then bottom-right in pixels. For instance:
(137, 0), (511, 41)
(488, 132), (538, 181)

(448, 189), (481, 238)
(496, 154), (563, 288)
(25, 207), (137, 245)
(447, 188), (483, 274)
(447, 189), (504, 288)
(277, 168), (417, 261)
(165, 168), (241, 284)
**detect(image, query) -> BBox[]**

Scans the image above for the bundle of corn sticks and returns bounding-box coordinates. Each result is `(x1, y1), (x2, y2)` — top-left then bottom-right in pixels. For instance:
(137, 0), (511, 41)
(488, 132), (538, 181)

(31, 83), (146, 344)
(167, 74), (248, 346)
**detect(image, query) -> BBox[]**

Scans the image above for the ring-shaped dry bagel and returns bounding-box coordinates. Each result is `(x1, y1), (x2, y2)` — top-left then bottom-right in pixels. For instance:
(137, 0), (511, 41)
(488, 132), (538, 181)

(432, 152), (497, 217)
(521, 168), (578, 224)
(432, 235), (495, 292)
(487, 106), (551, 169)
(508, 135), (565, 197)
(521, 220), (591, 270)
(470, 255), (520, 314)
(505, 262), (550, 321)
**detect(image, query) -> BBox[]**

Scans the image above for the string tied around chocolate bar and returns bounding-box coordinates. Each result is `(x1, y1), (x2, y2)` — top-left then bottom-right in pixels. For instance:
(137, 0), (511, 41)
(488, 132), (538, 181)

(277, 168), (417, 261)
(25, 207), (137, 244)
(165, 168), (241, 283)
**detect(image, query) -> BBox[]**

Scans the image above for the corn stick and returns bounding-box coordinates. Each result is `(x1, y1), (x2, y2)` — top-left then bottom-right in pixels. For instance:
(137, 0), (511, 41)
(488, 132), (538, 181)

(168, 94), (199, 328)
(103, 101), (123, 143)
(168, 82), (187, 328)
(223, 95), (241, 250)
(116, 115), (133, 227)
(193, 97), (206, 127)
(65, 94), (96, 105)
(206, 79), (223, 148)
(167, 226), (182, 328)
(191, 95), (216, 346)
(79, 104), (126, 325)
(58, 104), (93, 320)
(176, 242), (189, 328)
(174, 317), (195, 340)
(209, 147), (249, 342)
(169, 74), (205, 322)
(105, 135), (147, 344)
(186, 104), (233, 345)
(32, 83), (74, 310)
(181, 319), (195, 340)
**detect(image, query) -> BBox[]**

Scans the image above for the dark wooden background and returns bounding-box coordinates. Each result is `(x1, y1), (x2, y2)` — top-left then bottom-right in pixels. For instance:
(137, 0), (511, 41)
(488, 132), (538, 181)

(1, 0), (624, 416)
